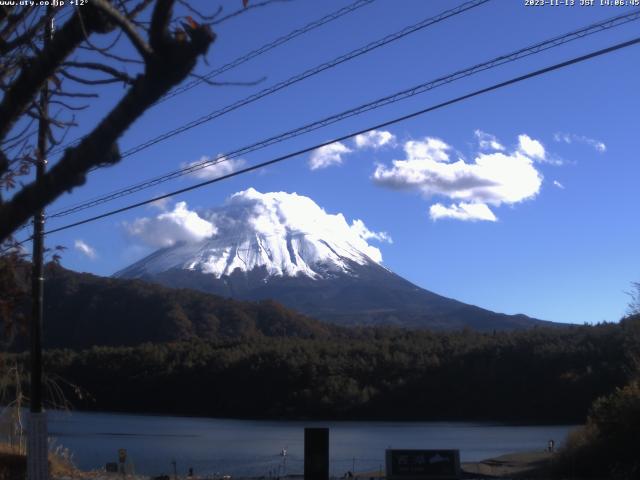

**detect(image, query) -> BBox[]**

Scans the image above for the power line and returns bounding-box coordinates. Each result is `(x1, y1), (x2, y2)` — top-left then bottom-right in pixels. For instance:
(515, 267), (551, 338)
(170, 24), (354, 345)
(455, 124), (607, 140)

(46, 0), (492, 218)
(38, 35), (640, 238)
(46, 8), (640, 220)
(118, 0), (490, 159)
(48, 0), (377, 156)
(49, 0), (491, 161)
(159, 0), (376, 104)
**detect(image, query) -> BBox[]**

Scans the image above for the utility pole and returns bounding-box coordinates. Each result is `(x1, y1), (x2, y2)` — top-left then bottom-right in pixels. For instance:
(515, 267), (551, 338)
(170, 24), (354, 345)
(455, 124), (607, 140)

(28, 7), (53, 480)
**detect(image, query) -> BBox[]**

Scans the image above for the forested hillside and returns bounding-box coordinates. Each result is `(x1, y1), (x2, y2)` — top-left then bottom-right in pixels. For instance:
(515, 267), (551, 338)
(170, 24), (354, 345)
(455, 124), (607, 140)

(4, 261), (639, 424)
(8, 315), (638, 423)
(6, 263), (552, 350)
(9, 263), (336, 350)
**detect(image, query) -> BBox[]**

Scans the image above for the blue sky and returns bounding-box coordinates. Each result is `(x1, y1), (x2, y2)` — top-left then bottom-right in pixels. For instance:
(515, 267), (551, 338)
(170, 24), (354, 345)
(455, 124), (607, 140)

(24, 0), (640, 324)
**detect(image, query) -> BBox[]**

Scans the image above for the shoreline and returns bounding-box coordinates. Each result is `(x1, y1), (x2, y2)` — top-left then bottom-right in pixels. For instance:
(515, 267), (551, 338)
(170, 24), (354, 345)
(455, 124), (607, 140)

(42, 407), (582, 427)
(348, 451), (556, 479)
(41, 450), (557, 480)
(461, 450), (555, 478)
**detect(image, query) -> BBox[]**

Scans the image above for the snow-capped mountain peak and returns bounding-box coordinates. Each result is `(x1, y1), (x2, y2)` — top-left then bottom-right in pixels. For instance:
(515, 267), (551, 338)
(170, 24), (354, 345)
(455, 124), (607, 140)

(117, 189), (391, 280)
(116, 189), (549, 332)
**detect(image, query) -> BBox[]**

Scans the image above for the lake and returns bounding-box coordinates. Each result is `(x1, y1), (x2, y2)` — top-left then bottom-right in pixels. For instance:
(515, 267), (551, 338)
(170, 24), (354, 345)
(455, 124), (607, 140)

(46, 411), (575, 477)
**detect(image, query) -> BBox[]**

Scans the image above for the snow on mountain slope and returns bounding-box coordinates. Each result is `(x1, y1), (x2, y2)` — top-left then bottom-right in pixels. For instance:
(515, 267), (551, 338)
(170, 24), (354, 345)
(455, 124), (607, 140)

(117, 189), (391, 280)
(116, 189), (552, 331)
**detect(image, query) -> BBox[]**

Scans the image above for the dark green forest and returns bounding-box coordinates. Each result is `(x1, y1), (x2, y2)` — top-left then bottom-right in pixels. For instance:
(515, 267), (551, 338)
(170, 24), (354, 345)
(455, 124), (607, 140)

(5, 315), (639, 423)
(2, 261), (639, 425)
(4, 262), (556, 352)
(2, 259), (640, 476)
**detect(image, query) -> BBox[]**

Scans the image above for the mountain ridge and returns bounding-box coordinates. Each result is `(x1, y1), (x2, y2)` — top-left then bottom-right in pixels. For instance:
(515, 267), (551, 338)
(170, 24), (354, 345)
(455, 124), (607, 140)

(4, 262), (338, 351)
(115, 189), (555, 331)
(118, 256), (551, 331)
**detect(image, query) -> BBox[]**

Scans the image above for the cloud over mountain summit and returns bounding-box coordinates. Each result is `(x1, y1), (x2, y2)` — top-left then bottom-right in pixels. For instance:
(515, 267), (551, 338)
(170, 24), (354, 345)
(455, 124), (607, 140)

(123, 189), (391, 277)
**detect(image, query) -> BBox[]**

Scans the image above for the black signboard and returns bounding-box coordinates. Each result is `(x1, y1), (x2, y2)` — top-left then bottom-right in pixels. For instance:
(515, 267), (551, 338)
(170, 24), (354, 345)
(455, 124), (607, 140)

(385, 449), (460, 479)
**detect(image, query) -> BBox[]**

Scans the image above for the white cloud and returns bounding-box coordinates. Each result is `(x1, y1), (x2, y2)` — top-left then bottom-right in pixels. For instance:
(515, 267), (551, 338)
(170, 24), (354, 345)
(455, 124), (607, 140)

(182, 154), (246, 180)
(308, 142), (352, 170)
(125, 201), (216, 248)
(404, 137), (450, 163)
(350, 219), (393, 244)
(354, 130), (396, 149)
(373, 137), (542, 203)
(429, 202), (497, 222)
(309, 131), (398, 170)
(74, 239), (97, 259)
(372, 134), (545, 221)
(518, 134), (546, 161)
(149, 196), (172, 211)
(554, 132), (606, 153)
(474, 129), (505, 151)
(553, 180), (565, 189)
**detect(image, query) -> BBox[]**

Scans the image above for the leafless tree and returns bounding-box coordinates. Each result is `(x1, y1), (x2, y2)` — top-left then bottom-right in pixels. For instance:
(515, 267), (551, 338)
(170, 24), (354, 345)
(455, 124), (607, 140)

(628, 282), (640, 317)
(0, 0), (276, 244)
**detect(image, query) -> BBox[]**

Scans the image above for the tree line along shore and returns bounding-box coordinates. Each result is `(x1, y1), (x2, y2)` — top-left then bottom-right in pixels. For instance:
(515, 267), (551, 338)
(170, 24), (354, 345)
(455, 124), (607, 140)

(3, 316), (638, 423)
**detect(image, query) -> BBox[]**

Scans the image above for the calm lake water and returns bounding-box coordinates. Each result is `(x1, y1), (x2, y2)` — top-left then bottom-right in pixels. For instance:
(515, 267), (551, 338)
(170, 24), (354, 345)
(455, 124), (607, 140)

(46, 411), (575, 477)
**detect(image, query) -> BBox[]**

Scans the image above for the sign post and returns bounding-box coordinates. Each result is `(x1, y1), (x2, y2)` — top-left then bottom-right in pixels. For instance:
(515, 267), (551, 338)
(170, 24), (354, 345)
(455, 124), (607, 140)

(118, 448), (127, 476)
(27, 9), (54, 480)
(304, 428), (329, 480)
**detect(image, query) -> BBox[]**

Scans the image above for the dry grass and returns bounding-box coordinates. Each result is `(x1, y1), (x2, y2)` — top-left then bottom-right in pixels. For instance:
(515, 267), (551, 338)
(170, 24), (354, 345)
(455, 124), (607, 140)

(0, 441), (80, 479)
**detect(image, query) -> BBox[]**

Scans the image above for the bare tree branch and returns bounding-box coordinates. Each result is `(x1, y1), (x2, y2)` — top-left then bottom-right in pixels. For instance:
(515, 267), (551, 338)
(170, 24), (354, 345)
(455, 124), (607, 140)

(62, 61), (135, 85)
(1, 118), (35, 146)
(50, 89), (99, 99)
(78, 43), (144, 64)
(0, 149), (8, 178)
(0, 8), (109, 141)
(1, 0), (270, 245)
(212, 0), (294, 26)
(149, 0), (174, 52)
(0, 8), (30, 42)
(49, 100), (89, 111)
(0, 14), (47, 55)
(0, 0), (215, 241)
(177, 0), (222, 21)
(129, 0), (155, 19)
(60, 69), (133, 86)
(91, 0), (152, 60)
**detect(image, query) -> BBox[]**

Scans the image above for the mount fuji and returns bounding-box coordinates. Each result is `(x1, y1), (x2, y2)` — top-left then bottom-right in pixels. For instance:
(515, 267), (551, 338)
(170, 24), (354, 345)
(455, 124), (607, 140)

(116, 189), (550, 331)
